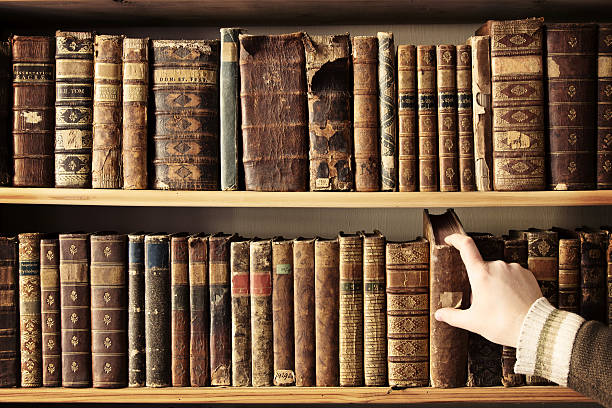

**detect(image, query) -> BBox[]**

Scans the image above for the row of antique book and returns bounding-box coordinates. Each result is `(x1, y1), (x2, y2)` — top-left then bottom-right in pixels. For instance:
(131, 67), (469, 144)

(0, 210), (610, 389)
(1, 17), (612, 192)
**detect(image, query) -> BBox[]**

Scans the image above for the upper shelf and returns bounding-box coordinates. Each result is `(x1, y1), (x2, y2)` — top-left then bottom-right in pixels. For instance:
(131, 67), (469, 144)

(0, 188), (611, 208)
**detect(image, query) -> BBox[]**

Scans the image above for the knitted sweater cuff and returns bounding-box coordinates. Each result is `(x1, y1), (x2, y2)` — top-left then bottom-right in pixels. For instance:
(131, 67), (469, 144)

(514, 297), (585, 386)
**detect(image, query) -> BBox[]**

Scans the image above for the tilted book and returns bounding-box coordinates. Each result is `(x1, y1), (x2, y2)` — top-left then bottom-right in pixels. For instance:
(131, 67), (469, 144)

(378, 32), (397, 191)
(456, 45), (476, 191)
(417, 45), (438, 192)
(230, 238), (251, 386)
(127, 233), (145, 387)
(272, 238), (295, 385)
(170, 233), (190, 386)
(188, 233), (210, 386)
(397, 45), (417, 192)
(40, 236), (61, 387)
(293, 237), (316, 386)
(437, 45), (459, 192)
(0, 236), (18, 387)
(250, 238), (273, 386)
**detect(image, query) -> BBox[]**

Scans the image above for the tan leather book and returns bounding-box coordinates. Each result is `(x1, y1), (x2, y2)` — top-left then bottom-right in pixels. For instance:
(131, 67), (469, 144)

(437, 45), (459, 192)
(170, 233), (189, 386)
(0, 42), (10, 186)
(40, 237), (61, 387)
(597, 24), (612, 189)
(0, 236), (18, 387)
(397, 45), (417, 192)
(378, 32), (397, 191)
(417, 45), (438, 192)
(553, 228), (580, 314)
(272, 238), (295, 385)
(188, 233), (210, 386)
(293, 237), (315, 386)
(230, 238), (251, 386)
(456, 45), (476, 191)
(250, 238), (273, 386)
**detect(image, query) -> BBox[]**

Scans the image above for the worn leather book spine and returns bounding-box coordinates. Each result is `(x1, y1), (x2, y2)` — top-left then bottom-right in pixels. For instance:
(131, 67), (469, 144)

(272, 238), (295, 385)
(378, 32), (397, 191)
(59, 233), (91, 388)
(362, 231), (386, 386)
(352, 36), (379, 192)
(423, 209), (470, 388)
(220, 28), (244, 191)
(18, 233), (42, 387)
(0, 236), (17, 387)
(293, 238), (315, 386)
(417, 45), (438, 192)
(315, 238), (340, 386)
(547, 24), (597, 190)
(188, 234), (209, 386)
(607, 230), (612, 324)
(579, 230), (607, 323)
(122, 38), (148, 190)
(456, 45), (476, 191)
(151, 40), (220, 190)
(304, 34), (353, 191)
(40, 237), (61, 387)
(597, 24), (612, 188)
(54, 31), (93, 188)
(170, 234), (189, 386)
(144, 234), (170, 387)
(209, 233), (233, 385)
(477, 18), (546, 191)
(230, 238), (250, 386)
(469, 36), (493, 191)
(250, 239), (273, 386)
(559, 237), (580, 314)
(397, 45), (417, 192)
(385, 238), (429, 387)
(12, 36), (54, 187)
(0, 42), (10, 186)
(90, 233), (127, 388)
(467, 234), (503, 387)
(240, 32), (308, 191)
(437, 45), (459, 192)
(127, 233), (145, 387)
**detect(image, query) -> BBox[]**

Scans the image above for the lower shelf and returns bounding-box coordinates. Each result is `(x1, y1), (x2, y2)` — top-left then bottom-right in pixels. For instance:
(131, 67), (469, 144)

(0, 386), (592, 404)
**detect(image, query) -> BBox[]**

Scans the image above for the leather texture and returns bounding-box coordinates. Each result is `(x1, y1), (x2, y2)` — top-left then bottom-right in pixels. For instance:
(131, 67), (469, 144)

(250, 239), (273, 386)
(292, 238), (315, 386)
(378, 32), (397, 191)
(597, 24), (612, 189)
(127, 233), (145, 387)
(578, 229), (608, 323)
(188, 233), (210, 386)
(40, 237), (61, 387)
(0, 236), (18, 387)
(555, 228), (581, 314)
(0, 42), (11, 186)
(170, 234), (189, 386)
(230, 239), (251, 386)
(272, 238), (295, 386)
(397, 45), (417, 192)
(437, 45), (459, 192)
(456, 45), (476, 191)
(417, 45), (438, 192)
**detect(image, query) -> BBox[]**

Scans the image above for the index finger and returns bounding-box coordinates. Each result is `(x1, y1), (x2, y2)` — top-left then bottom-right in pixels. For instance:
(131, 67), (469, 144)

(444, 233), (486, 278)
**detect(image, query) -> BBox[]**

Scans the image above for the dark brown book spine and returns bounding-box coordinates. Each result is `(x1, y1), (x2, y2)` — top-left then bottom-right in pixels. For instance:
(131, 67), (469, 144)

(304, 34), (352, 191)
(386, 239), (429, 387)
(397, 45), (417, 192)
(293, 238), (315, 386)
(0, 236), (17, 387)
(59, 233), (91, 388)
(170, 234), (189, 386)
(352, 36), (379, 192)
(12, 36), (54, 187)
(127, 233), (145, 387)
(607, 231), (612, 324)
(437, 45), (459, 192)
(456, 45), (476, 191)
(230, 239), (250, 386)
(240, 32), (308, 191)
(579, 230), (607, 323)
(362, 231), (386, 386)
(597, 24), (612, 189)
(315, 238), (339, 386)
(250, 239), (273, 386)
(417, 45), (437, 192)
(122, 38), (148, 190)
(40, 237), (61, 387)
(188, 234), (210, 386)
(272, 238), (295, 385)
(378, 32), (397, 191)
(559, 237), (580, 314)
(0, 42), (10, 186)
(91, 233), (127, 388)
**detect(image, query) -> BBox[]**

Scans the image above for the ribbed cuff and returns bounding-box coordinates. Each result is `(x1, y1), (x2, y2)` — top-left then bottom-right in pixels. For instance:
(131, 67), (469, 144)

(514, 297), (585, 386)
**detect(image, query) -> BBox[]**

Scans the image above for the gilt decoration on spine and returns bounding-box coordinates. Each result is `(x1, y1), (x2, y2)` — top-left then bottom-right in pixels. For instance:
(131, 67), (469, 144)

(417, 46), (437, 192)
(437, 45), (459, 192)
(397, 45), (417, 191)
(40, 237), (61, 387)
(456, 45), (476, 191)
(597, 23), (612, 188)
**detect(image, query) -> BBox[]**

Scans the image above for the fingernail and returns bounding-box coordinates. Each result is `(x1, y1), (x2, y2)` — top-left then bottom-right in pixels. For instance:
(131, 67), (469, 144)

(434, 310), (442, 321)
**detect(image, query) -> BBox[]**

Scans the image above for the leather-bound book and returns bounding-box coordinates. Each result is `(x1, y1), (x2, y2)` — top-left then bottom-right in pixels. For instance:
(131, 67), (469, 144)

(385, 238), (429, 387)
(250, 238), (273, 386)
(338, 233), (363, 386)
(293, 237), (315, 386)
(423, 209), (469, 388)
(220, 28), (245, 191)
(59, 233), (91, 388)
(467, 233), (502, 387)
(314, 238), (339, 386)
(469, 36), (493, 191)
(230, 238), (251, 386)
(151, 40), (220, 190)
(597, 24), (612, 189)
(417, 45), (437, 192)
(352, 36), (379, 192)
(0, 42), (10, 186)
(12, 36), (54, 187)
(547, 24), (597, 190)
(605, 228), (612, 324)
(0, 236), (18, 387)
(170, 233), (189, 386)
(437, 45), (459, 192)
(188, 233), (210, 386)
(456, 45), (476, 191)
(19, 233), (43, 387)
(91, 233), (127, 388)
(127, 233), (145, 387)
(54, 31), (93, 188)
(240, 32), (308, 191)
(209, 232), (234, 385)
(476, 18), (546, 191)
(272, 238), (295, 385)
(122, 38), (148, 190)
(304, 34), (353, 191)
(378, 32), (397, 191)
(578, 229), (607, 323)
(362, 231), (386, 386)
(40, 236), (61, 387)
(144, 233), (171, 387)
(553, 228), (580, 314)
(397, 45), (417, 192)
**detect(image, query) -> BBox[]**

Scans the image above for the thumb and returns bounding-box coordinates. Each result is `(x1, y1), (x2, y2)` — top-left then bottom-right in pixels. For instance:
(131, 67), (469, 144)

(434, 307), (473, 331)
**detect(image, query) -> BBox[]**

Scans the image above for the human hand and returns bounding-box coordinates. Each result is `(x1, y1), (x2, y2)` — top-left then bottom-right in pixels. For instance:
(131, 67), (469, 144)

(433, 233), (543, 348)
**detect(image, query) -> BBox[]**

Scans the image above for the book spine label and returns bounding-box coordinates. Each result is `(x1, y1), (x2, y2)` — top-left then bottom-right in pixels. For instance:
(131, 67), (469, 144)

(188, 235), (209, 386)
(40, 238), (61, 387)
(230, 240), (250, 386)
(378, 32), (397, 191)
(559, 238), (580, 314)
(597, 24), (612, 188)
(0, 42), (11, 186)
(293, 238), (315, 386)
(127, 234), (145, 387)
(417, 46), (438, 191)
(397, 45), (417, 192)
(122, 38), (148, 190)
(54, 31), (93, 188)
(250, 240), (273, 386)
(170, 235), (189, 386)
(209, 235), (232, 385)
(12, 36), (55, 187)
(456, 45), (476, 191)
(579, 231), (607, 323)
(437, 45), (459, 192)
(0, 237), (18, 387)
(272, 239), (295, 385)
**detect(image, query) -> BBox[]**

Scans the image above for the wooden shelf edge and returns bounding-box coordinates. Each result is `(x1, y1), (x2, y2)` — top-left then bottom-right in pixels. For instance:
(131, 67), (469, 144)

(0, 386), (592, 404)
